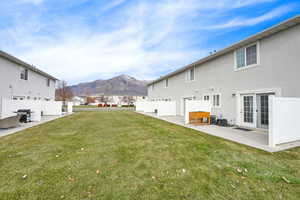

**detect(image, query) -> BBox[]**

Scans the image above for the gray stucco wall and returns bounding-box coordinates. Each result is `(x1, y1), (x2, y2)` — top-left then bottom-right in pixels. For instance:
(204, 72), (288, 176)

(0, 57), (56, 101)
(148, 24), (300, 125)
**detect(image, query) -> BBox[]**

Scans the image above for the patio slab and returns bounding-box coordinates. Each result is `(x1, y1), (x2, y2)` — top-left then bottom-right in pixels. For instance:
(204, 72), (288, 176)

(138, 112), (300, 152)
(0, 114), (70, 138)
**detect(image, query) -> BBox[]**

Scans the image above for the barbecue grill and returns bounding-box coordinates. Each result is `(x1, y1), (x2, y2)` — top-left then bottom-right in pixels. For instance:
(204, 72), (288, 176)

(17, 109), (32, 123)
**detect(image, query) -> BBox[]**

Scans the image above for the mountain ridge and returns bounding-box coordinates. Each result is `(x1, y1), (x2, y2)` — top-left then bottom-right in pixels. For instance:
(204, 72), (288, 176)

(69, 74), (149, 96)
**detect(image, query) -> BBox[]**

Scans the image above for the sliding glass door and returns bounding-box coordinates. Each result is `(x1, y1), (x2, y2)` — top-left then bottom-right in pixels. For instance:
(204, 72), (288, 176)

(240, 94), (257, 128)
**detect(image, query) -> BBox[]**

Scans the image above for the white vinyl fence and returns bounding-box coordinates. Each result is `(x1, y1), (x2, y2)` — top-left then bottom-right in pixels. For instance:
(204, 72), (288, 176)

(0, 98), (42, 121)
(144, 101), (158, 113)
(136, 101), (159, 113)
(184, 100), (212, 124)
(67, 102), (73, 113)
(136, 101), (177, 116)
(135, 101), (146, 112)
(41, 101), (63, 116)
(269, 96), (300, 146)
(0, 97), (64, 122)
(157, 101), (176, 116)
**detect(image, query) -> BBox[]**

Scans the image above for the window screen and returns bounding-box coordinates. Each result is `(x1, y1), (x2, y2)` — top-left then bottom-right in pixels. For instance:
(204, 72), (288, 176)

(236, 48), (245, 68)
(20, 68), (28, 80)
(213, 94), (220, 107)
(204, 95), (210, 101)
(246, 44), (257, 65)
(190, 68), (195, 81)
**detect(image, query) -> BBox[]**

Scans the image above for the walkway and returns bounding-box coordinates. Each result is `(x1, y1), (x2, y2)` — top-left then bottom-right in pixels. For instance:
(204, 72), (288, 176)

(139, 112), (300, 152)
(0, 115), (70, 138)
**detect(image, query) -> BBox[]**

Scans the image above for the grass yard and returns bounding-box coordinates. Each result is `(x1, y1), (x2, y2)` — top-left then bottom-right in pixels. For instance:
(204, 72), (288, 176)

(73, 105), (99, 108)
(0, 111), (300, 200)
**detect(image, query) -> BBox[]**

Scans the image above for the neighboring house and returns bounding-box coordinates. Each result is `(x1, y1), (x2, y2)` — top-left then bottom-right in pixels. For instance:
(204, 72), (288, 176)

(93, 95), (147, 106)
(116, 95), (147, 106)
(72, 96), (86, 106)
(0, 50), (57, 101)
(148, 15), (300, 130)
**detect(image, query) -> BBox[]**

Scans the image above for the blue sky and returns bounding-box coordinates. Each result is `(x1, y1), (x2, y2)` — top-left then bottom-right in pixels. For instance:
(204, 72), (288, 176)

(0, 0), (299, 84)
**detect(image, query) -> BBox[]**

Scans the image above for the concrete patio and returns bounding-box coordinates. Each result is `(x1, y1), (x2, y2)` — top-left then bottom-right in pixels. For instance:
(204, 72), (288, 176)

(138, 112), (300, 152)
(0, 115), (69, 138)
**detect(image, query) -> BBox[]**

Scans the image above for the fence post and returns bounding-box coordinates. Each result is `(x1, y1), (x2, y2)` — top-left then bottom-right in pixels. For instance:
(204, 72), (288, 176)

(268, 96), (276, 147)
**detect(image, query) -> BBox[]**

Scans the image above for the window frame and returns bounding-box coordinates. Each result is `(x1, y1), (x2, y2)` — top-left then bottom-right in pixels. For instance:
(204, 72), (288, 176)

(186, 66), (196, 82)
(165, 78), (168, 88)
(212, 93), (221, 108)
(234, 42), (260, 71)
(47, 78), (51, 87)
(203, 94), (210, 101)
(20, 68), (28, 80)
(12, 96), (25, 100)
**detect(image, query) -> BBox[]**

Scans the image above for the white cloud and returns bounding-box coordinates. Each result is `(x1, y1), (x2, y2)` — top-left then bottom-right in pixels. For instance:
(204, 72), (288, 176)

(206, 4), (294, 29)
(17, 22), (203, 82)
(102, 0), (127, 11)
(233, 0), (277, 8)
(18, 0), (44, 5)
(0, 0), (295, 84)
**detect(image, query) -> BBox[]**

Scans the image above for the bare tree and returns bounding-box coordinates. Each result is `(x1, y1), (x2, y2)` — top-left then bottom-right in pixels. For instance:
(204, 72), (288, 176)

(86, 96), (96, 104)
(55, 80), (74, 102)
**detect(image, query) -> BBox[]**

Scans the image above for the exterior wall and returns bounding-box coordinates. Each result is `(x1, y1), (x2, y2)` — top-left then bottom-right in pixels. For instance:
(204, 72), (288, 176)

(0, 56), (56, 101)
(148, 24), (300, 125)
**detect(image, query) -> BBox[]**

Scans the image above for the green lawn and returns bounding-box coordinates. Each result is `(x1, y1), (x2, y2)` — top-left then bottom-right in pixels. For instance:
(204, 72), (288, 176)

(0, 111), (299, 200)
(73, 105), (98, 108)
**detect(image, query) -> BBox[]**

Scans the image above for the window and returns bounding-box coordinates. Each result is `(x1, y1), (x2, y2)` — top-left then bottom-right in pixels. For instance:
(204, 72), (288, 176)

(12, 96), (25, 100)
(213, 94), (221, 108)
(235, 43), (258, 69)
(47, 79), (51, 87)
(236, 48), (245, 68)
(190, 68), (195, 81)
(246, 45), (257, 65)
(204, 95), (210, 101)
(165, 79), (168, 88)
(20, 68), (28, 80)
(186, 67), (195, 81)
